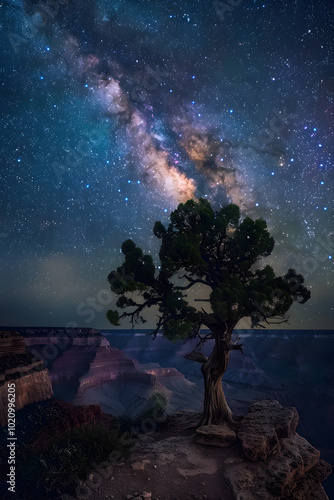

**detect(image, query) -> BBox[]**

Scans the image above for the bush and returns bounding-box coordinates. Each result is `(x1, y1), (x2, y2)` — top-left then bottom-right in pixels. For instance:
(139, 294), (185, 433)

(133, 391), (168, 432)
(118, 392), (168, 436)
(19, 422), (131, 498)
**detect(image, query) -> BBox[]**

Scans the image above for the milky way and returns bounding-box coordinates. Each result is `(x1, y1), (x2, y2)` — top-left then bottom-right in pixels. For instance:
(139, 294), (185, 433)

(0, 0), (333, 328)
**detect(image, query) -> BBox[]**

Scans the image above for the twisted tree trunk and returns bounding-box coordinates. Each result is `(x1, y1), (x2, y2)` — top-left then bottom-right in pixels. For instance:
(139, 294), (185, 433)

(185, 319), (244, 426)
(200, 333), (234, 425)
(199, 318), (245, 426)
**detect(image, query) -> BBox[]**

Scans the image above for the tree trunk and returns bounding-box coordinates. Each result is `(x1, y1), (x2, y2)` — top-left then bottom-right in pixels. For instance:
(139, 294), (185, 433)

(200, 326), (234, 426)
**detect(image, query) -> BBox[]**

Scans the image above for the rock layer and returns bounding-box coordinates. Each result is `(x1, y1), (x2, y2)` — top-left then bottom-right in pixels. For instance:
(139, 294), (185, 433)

(0, 331), (26, 356)
(0, 332), (54, 426)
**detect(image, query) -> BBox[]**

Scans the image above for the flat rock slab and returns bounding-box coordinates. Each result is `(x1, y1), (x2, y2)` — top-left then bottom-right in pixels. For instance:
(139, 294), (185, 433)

(196, 423), (236, 448)
(238, 400), (299, 461)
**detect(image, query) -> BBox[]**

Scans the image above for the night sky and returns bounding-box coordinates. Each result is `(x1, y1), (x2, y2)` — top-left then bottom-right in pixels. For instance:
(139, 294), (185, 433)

(0, 0), (333, 330)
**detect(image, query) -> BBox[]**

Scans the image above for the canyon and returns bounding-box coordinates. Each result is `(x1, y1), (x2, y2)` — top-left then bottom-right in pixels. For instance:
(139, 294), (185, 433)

(0, 327), (333, 498)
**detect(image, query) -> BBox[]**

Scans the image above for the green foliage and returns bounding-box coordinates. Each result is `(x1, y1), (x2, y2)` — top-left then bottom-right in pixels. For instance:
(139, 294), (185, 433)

(107, 198), (310, 340)
(163, 318), (193, 341)
(118, 392), (168, 436)
(235, 217), (275, 259)
(153, 220), (166, 238)
(121, 239), (137, 254)
(210, 275), (248, 322)
(106, 309), (120, 326)
(134, 391), (168, 428)
(218, 203), (240, 227)
(19, 423), (130, 497)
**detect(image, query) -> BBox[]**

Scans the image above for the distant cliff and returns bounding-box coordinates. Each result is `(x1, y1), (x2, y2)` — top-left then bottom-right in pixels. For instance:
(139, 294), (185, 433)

(0, 331), (54, 426)
(6, 328), (162, 416)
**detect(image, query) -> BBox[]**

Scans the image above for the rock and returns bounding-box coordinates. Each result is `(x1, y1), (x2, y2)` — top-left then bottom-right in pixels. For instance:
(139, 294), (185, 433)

(32, 400), (102, 451)
(131, 459), (151, 471)
(0, 331), (54, 426)
(75, 346), (155, 394)
(225, 441), (331, 500)
(195, 423), (236, 448)
(139, 434), (155, 443)
(141, 492), (152, 499)
(260, 433), (321, 497)
(238, 400), (299, 461)
(223, 401), (331, 500)
(0, 330), (26, 356)
(310, 459), (333, 483)
(285, 460), (332, 500)
(165, 410), (201, 429)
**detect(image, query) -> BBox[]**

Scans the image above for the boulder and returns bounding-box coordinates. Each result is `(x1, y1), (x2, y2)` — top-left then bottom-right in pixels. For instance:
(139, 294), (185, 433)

(285, 460), (332, 500)
(225, 434), (331, 499)
(260, 433), (320, 497)
(126, 492), (152, 500)
(196, 423), (236, 448)
(223, 400), (331, 499)
(238, 400), (299, 461)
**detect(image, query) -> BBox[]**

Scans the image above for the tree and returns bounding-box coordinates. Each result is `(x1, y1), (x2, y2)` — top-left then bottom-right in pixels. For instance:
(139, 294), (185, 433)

(106, 199), (310, 426)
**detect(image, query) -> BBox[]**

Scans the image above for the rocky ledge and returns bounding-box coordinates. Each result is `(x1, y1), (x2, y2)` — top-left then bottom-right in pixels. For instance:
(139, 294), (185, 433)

(80, 403), (331, 500)
(198, 400), (332, 500)
(0, 331), (54, 426)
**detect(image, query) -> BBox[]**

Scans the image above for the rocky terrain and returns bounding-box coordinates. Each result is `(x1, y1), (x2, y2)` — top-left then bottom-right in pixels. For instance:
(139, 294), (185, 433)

(0, 331), (54, 426)
(0, 329), (332, 499)
(103, 329), (334, 497)
(73, 403), (331, 500)
(13, 328), (197, 418)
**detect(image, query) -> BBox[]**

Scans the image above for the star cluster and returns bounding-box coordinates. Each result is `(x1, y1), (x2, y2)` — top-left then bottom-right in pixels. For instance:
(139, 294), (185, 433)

(0, 0), (333, 328)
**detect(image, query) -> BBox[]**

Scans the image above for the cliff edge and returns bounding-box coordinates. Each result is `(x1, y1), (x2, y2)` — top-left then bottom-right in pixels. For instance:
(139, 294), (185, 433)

(81, 403), (331, 500)
(0, 331), (54, 426)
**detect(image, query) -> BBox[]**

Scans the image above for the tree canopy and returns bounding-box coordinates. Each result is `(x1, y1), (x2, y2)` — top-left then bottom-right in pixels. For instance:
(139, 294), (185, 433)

(107, 198), (310, 345)
(107, 198), (310, 425)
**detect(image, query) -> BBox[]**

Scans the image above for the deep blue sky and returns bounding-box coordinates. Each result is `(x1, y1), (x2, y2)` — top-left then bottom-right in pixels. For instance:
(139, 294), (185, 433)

(0, 0), (333, 329)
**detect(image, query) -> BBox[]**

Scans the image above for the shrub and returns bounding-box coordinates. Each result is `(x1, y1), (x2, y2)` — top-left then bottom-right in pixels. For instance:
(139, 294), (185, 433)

(19, 422), (130, 498)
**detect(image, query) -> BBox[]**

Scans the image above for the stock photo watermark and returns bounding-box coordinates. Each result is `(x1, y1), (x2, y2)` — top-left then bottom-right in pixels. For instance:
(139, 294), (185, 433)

(213, 0), (243, 21)
(237, 229), (334, 330)
(6, 383), (16, 495)
(6, 0), (70, 54)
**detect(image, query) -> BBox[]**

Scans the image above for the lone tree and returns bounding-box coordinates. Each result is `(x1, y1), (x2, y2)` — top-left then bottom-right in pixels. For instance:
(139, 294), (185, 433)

(106, 199), (310, 426)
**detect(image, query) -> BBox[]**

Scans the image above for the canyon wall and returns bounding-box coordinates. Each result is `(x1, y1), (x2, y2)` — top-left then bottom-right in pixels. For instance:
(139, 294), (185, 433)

(0, 331), (54, 426)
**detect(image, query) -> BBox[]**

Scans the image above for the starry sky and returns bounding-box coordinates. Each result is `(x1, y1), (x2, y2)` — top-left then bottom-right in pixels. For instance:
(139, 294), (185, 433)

(0, 0), (333, 330)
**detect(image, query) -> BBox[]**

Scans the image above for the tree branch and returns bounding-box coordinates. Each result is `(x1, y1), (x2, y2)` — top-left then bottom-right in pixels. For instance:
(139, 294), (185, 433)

(228, 337), (245, 355)
(184, 350), (208, 364)
(175, 277), (212, 291)
(149, 315), (163, 339)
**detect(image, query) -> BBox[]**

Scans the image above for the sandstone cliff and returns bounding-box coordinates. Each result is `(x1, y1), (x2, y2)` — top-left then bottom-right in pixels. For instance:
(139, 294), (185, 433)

(15, 329), (165, 416)
(0, 331), (54, 426)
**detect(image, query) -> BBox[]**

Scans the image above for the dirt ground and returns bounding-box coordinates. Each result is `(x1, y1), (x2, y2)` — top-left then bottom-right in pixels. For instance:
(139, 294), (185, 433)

(75, 413), (236, 500)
